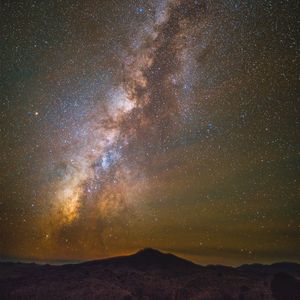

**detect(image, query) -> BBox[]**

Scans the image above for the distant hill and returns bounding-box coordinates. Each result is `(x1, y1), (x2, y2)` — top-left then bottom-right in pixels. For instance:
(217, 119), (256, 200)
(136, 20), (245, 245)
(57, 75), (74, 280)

(238, 262), (300, 276)
(81, 248), (200, 273)
(1, 248), (300, 300)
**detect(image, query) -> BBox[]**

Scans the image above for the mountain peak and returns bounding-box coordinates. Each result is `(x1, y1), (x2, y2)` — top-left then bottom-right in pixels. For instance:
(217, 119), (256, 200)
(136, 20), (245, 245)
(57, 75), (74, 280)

(122, 248), (200, 273)
(135, 248), (164, 256)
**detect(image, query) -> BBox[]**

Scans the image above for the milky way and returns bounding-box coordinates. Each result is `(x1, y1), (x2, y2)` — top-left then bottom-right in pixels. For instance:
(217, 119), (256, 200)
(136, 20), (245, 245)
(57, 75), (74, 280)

(46, 0), (211, 252)
(0, 0), (299, 265)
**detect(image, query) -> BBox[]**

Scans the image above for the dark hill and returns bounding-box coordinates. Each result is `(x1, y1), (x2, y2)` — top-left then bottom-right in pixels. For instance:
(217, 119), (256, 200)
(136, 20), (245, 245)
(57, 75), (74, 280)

(81, 248), (200, 274)
(238, 262), (300, 277)
(0, 249), (299, 300)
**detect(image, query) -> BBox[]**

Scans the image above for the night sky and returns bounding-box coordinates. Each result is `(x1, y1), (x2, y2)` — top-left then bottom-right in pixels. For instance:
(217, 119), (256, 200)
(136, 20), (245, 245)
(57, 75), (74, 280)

(0, 0), (299, 266)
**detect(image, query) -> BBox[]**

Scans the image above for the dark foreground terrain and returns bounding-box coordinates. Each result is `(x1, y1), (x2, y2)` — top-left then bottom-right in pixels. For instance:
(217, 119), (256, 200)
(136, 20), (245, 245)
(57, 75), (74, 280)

(1, 249), (300, 300)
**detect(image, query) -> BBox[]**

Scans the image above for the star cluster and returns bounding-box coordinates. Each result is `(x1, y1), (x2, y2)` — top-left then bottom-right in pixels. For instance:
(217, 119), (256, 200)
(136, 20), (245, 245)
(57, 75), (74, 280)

(0, 0), (299, 265)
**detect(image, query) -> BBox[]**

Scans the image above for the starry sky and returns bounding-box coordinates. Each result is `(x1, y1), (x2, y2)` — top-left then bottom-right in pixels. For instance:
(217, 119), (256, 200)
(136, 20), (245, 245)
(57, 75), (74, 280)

(0, 0), (299, 266)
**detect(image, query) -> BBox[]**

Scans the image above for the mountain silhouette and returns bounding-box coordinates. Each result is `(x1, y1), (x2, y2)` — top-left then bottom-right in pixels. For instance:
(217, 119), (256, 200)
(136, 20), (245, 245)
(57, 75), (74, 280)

(81, 248), (200, 274)
(1, 249), (299, 300)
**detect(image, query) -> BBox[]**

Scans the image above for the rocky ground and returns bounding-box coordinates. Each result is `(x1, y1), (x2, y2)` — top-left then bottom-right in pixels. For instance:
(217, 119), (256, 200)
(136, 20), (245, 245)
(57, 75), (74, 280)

(1, 248), (300, 300)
